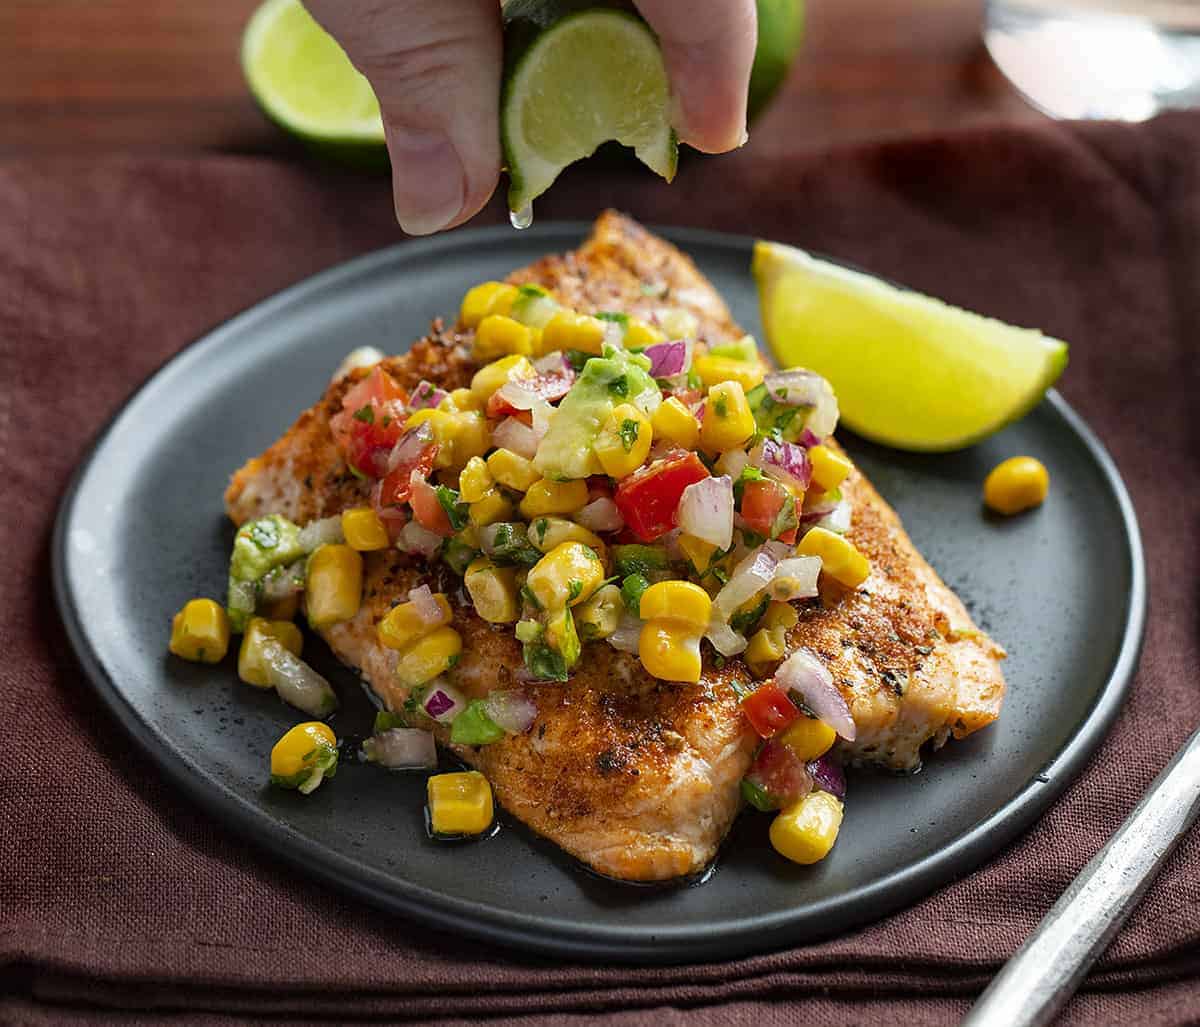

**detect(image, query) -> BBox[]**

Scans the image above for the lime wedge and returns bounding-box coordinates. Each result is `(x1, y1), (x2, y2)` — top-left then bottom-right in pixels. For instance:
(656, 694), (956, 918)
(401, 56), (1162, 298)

(748, 0), (805, 120)
(502, 1), (677, 215)
(242, 0), (386, 165)
(753, 240), (1069, 451)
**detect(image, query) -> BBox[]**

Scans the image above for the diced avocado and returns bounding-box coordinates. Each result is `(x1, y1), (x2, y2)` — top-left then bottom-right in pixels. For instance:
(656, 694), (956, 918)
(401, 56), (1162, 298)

(533, 348), (660, 481)
(709, 334), (760, 362)
(450, 699), (506, 745)
(373, 710), (408, 733)
(227, 514), (305, 631)
(442, 536), (479, 576)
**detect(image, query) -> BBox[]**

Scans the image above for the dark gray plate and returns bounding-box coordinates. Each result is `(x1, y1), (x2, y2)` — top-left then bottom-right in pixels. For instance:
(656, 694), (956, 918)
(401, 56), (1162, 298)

(53, 223), (1145, 963)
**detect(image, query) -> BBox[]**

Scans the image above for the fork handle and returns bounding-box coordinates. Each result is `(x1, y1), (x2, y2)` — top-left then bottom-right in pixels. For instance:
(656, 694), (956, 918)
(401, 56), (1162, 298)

(963, 726), (1200, 1027)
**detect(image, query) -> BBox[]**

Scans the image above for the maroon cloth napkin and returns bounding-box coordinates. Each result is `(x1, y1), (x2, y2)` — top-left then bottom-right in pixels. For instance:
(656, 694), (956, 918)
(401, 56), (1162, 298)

(2, 113), (1199, 1025)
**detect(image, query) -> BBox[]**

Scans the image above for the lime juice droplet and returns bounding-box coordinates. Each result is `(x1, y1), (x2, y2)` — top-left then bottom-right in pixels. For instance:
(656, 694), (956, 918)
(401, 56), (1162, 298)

(510, 204), (533, 230)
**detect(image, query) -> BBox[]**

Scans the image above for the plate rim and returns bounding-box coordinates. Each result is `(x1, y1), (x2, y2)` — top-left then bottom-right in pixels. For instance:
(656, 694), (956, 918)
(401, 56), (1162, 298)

(52, 221), (1148, 964)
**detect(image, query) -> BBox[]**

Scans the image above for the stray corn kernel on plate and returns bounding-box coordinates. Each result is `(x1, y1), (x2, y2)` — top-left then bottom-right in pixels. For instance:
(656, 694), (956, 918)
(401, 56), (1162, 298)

(54, 216), (1145, 961)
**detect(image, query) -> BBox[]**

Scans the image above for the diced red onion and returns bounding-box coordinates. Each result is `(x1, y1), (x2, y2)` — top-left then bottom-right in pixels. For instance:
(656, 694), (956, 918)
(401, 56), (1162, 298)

(297, 516), (344, 553)
(750, 438), (813, 490)
(330, 346), (385, 383)
(713, 545), (779, 620)
(387, 421), (436, 474)
(260, 560), (304, 602)
(483, 690), (538, 734)
(706, 615), (747, 657)
(397, 519), (443, 558)
(576, 496), (624, 533)
(497, 380), (541, 411)
(533, 351), (573, 376)
(608, 613), (643, 654)
(807, 754), (846, 799)
(776, 648), (856, 741)
(422, 680), (467, 723)
(797, 428), (822, 449)
(364, 728), (437, 769)
(677, 475), (734, 550)
(408, 379), (448, 410)
(800, 489), (840, 521)
(769, 556), (821, 601)
(261, 638), (338, 717)
(644, 339), (692, 378)
(492, 416), (539, 459)
(762, 370), (839, 439)
(818, 501), (852, 535)
(715, 448), (750, 479)
(408, 584), (443, 625)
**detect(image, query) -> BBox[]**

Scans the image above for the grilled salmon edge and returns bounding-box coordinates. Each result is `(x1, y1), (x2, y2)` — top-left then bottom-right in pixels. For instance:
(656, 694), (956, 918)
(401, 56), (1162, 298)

(224, 211), (1006, 881)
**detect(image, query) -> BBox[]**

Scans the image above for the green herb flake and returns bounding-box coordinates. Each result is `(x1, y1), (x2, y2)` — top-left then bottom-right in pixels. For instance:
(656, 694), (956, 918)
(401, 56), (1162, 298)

(434, 485), (469, 532)
(352, 404), (374, 424)
(618, 418), (640, 452)
(713, 396), (729, 418)
(248, 520), (279, 550)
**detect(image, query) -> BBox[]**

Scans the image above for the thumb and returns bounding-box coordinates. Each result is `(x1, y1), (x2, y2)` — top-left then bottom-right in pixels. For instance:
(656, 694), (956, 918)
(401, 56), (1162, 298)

(308, 0), (502, 235)
(634, 0), (757, 154)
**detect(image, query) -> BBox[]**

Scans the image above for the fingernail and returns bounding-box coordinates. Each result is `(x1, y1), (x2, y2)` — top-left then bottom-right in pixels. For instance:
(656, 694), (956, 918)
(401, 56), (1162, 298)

(738, 126), (749, 147)
(388, 130), (466, 235)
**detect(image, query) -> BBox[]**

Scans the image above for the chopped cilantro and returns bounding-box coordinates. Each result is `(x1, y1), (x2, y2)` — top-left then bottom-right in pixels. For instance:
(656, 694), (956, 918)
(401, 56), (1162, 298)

(352, 404), (374, 424)
(618, 418), (640, 452)
(596, 311), (629, 329)
(620, 573), (650, 617)
(567, 579), (584, 603)
(713, 395), (729, 418)
(523, 642), (568, 682)
(434, 485), (469, 532)
(520, 584), (543, 611)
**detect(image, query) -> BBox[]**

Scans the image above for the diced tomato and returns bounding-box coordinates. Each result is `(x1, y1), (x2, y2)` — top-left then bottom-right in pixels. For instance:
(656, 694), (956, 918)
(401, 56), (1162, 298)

(409, 478), (453, 537)
(741, 681), (800, 738)
(330, 367), (409, 477)
(613, 450), (710, 542)
(485, 371), (573, 419)
(376, 438), (438, 508)
(740, 478), (799, 541)
(777, 525), (798, 545)
(744, 739), (812, 810)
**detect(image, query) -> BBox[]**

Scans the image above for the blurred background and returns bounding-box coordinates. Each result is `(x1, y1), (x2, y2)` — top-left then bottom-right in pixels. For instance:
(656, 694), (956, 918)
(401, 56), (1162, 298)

(0, 0), (1047, 160)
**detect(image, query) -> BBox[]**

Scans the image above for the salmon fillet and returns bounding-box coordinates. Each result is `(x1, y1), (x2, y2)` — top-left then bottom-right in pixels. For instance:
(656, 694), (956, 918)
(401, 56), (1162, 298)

(225, 212), (1005, 881)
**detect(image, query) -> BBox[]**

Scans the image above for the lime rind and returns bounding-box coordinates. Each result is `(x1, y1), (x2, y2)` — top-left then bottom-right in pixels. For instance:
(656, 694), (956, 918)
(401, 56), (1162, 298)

(502, 8), (677, 213)
(753, 240), (1069, 452)
(241, 0), (385, 146)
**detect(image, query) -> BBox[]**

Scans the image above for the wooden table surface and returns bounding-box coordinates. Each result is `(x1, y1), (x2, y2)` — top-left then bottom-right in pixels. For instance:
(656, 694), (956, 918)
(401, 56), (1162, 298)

(0, 0), (1043, 160)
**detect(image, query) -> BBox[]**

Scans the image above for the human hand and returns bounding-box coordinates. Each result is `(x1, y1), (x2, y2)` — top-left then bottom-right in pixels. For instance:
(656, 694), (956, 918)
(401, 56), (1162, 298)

(306, 0), (757, 235)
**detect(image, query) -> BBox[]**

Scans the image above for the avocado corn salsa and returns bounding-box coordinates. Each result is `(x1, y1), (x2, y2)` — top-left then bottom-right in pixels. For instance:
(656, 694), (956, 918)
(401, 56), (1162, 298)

(168, 279), (870, 862)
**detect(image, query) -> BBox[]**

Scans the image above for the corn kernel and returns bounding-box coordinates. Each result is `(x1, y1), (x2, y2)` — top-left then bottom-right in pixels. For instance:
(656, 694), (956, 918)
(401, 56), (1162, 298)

(474, 314), (532, 360)
(809, 445), (853, 492)
(458, 456), (494, 503)
(405, 408), (460, 469)
(395, 626), (463, 688)
(625, 317), (666, 348)
(305, 544), (363, 629)
(460, 281), (518, 328)
(238, 617), (303, 688)
(486, 447), (540, 492)
(518, 478), (589, 519)
(651, 396), (700, 451)
(575, 583), (623, 640)
(700, 381), (756, 453)
(797, 527), (871, 589)
(593, 403), (653, 479)
(261, 592), (299, 622)
(527, 516), (605, 555)
(677, 532), (718, 574)
(694, 354), (765, 392)
(469, 354), (534, 404)
(639, 581), (712, 630)
(468, 489), (514, 527)
(769, 791), (844, 864)
(762, 601), (799, 634)
(639, 621), (703, 683)
(445, 386), (482, 412)
(983, 456), (1050, 515)
(341, 507), (390, 551)
(169, 598), (230, 663)
(780, 715), (837, 762)
(541, 310), (606, 355)
(270, 721), (337, 779)
(428, 771), (494, 835)
(454, 411), (490, 466)
(377, 593), (452, 650)
(526, 541), (605, 610)
(464, 557), (520, 623)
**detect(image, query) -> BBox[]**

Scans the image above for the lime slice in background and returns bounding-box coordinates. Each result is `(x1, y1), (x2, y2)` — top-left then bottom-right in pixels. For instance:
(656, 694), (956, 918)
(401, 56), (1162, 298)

(242, 0), (387, 168)
(753, 240), (1069, 452)
(501, 1), (677, 215)
(749, 0), (805, 120)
